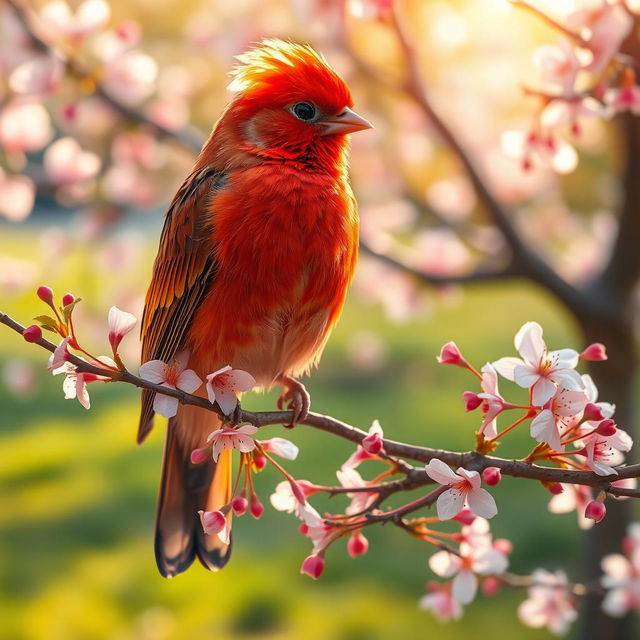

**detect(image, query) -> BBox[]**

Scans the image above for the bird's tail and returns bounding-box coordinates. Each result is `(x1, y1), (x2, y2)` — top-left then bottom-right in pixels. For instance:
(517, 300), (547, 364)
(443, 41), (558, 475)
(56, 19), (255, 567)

(155, 403), (232, 578)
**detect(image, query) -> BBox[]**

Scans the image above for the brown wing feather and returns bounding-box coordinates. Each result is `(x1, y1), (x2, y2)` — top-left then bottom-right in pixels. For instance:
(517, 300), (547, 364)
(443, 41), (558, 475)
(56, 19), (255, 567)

(138, 167), (225, 443)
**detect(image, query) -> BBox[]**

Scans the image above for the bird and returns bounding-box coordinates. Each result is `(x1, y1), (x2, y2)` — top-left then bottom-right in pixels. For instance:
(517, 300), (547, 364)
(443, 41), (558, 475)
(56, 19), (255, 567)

(138, 39), (372, 578)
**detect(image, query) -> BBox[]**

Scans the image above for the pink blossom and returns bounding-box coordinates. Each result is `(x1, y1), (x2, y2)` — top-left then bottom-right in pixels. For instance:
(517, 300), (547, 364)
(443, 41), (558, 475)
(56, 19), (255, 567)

(533, 40), (581, 97)
(606, 68), (640, 116)
(270, 480), (319, 515)
(48, 337), (71, 371)
(0, 101), (52, 153)
(138, 350), (202, 418)
(347, 531), (369, 558)
(567, 1), (632, 76)
(205, 365), (256, 415)
(300, 554), (325, 579)
(437, 341), (469, 367)
(40, 0), (111, 40)
(52, 356), (114, 410)
(259, 437), (298, 460)
(425, 459), (497, 520)
(9, 54), (64, 95)
(336, 466), (378, 516)
(580, 342), (607, 361)
(198, 509), (230, 544)
(44, 137), (101, 185)
(206, 425), (258, 462)
(463, 391), (482, 412)
(579, 427), (632, 476)
(429, 543), (508, 605)
(107, 305), (137, 353)
(0, 170), (35, 222)
(102, 50), (158, 105)
(493, 321), (583, 406)
(548, 483), (594, 530)
(419, 583), (463, 622)
(361, 419), (384, 455)
(601, 544), (640, 616)
(530, 386), (588, 451)
(477, 363), (505, 439)
(540, 98), (605, 134)
(501, 129), (578, 174)
(518, 569), (577, 634)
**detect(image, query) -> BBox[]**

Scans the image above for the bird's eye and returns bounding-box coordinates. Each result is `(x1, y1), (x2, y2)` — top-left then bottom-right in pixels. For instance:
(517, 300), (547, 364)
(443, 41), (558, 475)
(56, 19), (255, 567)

(291, 102), (317, 121)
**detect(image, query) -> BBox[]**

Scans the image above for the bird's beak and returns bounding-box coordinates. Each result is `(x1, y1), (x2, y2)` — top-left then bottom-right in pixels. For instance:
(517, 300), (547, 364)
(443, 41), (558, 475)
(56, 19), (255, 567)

(318, 107), (373, 136)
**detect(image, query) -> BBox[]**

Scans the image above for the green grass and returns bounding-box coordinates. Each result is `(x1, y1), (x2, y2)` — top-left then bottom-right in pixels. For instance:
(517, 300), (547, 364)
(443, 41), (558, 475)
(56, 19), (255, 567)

(0, 226), (618, 639)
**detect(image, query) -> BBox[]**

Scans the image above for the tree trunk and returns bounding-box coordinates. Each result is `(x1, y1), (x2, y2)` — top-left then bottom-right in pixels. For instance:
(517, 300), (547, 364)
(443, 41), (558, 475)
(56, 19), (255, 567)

(576, 317), (637, 640)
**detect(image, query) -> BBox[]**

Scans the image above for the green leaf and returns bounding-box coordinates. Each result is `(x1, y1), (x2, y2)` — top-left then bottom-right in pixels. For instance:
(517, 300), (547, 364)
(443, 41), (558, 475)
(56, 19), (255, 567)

(34, 315), (59, 331)
(61, 298), (82, 323)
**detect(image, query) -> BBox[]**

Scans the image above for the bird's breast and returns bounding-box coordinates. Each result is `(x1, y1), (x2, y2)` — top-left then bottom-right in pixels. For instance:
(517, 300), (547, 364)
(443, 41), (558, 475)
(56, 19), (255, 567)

(187, 165), (358, 385)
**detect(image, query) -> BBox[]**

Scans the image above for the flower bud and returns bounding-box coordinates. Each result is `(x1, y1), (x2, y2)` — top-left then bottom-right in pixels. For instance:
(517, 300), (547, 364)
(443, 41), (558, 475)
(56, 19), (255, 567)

(198, 510), (226, 535)
(454, 508), (476, 525)
(493, 538), (513, 555)
(482, 467), (502, 486)
(232, 495), (248, 516)
(22, 325), (42, 343)
(347, 531), (369, 558)
(250, 496), (264, 519)
(253, 455), (267, 470)
(437, 341), (469, 368)
(544, 481), (564, 495)
(362, 431), (383, 455)
(482, 576), (501, 596)
(597, 419), (617, 436)
(462, 391), (482, 411)
(299, 523), (309, 536)
(190, 447), (208, 465)
(585, 500), (606, 523)
(37, 285), (54, 304)
(580, 343), (607, 361)
(62, 293), (75, 306)
(582, 402), (605, 423)
(300, 554), (325, 579)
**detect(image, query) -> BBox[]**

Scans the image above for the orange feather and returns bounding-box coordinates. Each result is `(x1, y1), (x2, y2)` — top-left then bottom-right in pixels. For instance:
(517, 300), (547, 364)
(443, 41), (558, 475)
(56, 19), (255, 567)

(139, 40), (369, 577)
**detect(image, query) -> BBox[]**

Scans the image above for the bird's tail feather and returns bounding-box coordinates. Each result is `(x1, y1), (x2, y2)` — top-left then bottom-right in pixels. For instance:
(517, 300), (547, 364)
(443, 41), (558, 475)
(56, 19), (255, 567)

(155, 405), (232, 578)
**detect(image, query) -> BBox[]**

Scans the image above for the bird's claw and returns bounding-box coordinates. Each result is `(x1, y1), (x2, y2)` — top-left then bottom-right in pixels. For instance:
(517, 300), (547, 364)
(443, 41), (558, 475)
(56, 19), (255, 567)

(277, 377), (310, 428)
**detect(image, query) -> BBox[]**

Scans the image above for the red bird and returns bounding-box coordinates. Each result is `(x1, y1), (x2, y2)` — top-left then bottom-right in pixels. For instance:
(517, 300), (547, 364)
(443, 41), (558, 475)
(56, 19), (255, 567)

(139, 40), (371, 577)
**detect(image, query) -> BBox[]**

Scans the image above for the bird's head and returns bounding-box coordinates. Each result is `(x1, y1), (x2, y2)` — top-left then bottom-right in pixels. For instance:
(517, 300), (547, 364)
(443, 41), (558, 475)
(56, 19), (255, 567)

(215, 40), (372, 168)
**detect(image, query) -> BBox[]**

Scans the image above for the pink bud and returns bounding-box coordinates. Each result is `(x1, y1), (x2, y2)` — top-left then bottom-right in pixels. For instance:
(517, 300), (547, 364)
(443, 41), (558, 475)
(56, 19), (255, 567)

(362, 432), (383, 455)
(462, 391), (482, 411)
(597, 419), (617, 436)
(454, 508), (476, 525)
(300, 554), (325, 579)
(22, 325), (42, 343)
(253, 455), (267, 470)
(299, 523), (309, 536)
(482, 467), (501, 486)
(493, 538), (513, 555)
(585, 500), (606, 523)
(190, 447), (208, 465)
(250, 496), (264, 519)
(580, 343), (607, 361)
(437, 341), (469, 367)
(62, 293), (75, 306)
(622, 535), (635, 556)
(583, 403), (605, 423)
(297, 480), (320, 497)
(547, 482), (564, 495)
(347, 531), (369, 558)
(198, 510), (226, 535)
(232, 495), (248, 516)
(481, 576), (501, 596)
(37, 285), (54, 304)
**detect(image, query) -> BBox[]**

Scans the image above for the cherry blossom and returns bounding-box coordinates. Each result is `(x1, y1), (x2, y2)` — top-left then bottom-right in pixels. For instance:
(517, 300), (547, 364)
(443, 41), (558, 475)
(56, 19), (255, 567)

(0, 100), (53, 153)
(601, 524), (640, 617)
(107, 305), (137, 353)
(579, 426), (633, 476)
(52, 356), (114, 410)
(206, 425), (258, 462)
(606, 68), (640, 115)
(548, 482), (595, 530)
(300, 554), (325, 579)
(8, 54), (64, 95)
(419, 583), (464, 622)
(44, 137), (101, 185)
(270, 480), (319, 515)
(336, 466), (378, 516)
(540, 98), (605, 134)
(0, 170), (35, 222)
(518, 569), (577, 634)
(198, 509), (230, 544)
(425, 459), (497, 520)
(429, 543), (508, 605)
(205, 365), (256, 415)
(259, 437), (299, 460)
(138, 350), (202, 418)
(437, 342), (469, 367)
(532, 40), (581, 97)
(40, 0), (111, 40)
(493, 321), (583, 406)
(102, 50), (158, 105)
(501, 129), (578, 174)
(48, 337), (71, 371)
(476, 363), (505, 439)
(361, 419), (384, 454)
(529, 386), (588, 451)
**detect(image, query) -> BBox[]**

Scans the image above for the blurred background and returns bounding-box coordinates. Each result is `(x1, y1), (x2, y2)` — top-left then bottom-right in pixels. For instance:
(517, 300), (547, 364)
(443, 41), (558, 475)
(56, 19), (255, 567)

(1, 0), (638, 638)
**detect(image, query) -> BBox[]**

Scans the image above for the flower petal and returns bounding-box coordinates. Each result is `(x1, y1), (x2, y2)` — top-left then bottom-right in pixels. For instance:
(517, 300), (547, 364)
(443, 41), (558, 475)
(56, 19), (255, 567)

(515, 322), (545, 365)
(215, 388), (239, 415)
(492, 357), (522, 381)
(452, 569), (478, 605)
(227, 369), (256, 392)
(532, 377), (557, 406)
(426, 459), (460, 485)
(153, 392), (179, 418)
(176, 368), (202, 394)
(139, 360), (167, 384)
(467, 487), (498, 519)
(436, 488), (465, 520)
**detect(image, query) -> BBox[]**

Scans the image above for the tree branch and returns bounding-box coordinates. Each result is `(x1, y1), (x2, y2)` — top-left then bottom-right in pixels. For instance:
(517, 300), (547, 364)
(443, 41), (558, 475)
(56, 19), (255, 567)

(3, 309), (639, 496)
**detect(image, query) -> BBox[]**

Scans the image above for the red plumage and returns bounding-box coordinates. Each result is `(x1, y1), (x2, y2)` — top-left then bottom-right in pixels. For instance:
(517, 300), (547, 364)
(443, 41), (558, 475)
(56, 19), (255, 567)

(139, 40), (371, 577)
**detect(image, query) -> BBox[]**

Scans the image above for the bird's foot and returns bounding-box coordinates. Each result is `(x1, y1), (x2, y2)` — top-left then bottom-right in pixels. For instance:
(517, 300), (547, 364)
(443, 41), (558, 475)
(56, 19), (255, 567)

(276, 376), (310, 428)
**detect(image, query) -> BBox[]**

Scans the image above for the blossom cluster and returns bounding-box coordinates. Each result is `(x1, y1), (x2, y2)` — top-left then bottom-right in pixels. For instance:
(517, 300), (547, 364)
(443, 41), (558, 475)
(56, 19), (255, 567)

(504, 0), (640, 173)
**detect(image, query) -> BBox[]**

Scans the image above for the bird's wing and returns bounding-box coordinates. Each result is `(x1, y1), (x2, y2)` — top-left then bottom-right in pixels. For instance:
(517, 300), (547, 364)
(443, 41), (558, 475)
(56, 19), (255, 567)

(138, 166), (225, 443)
